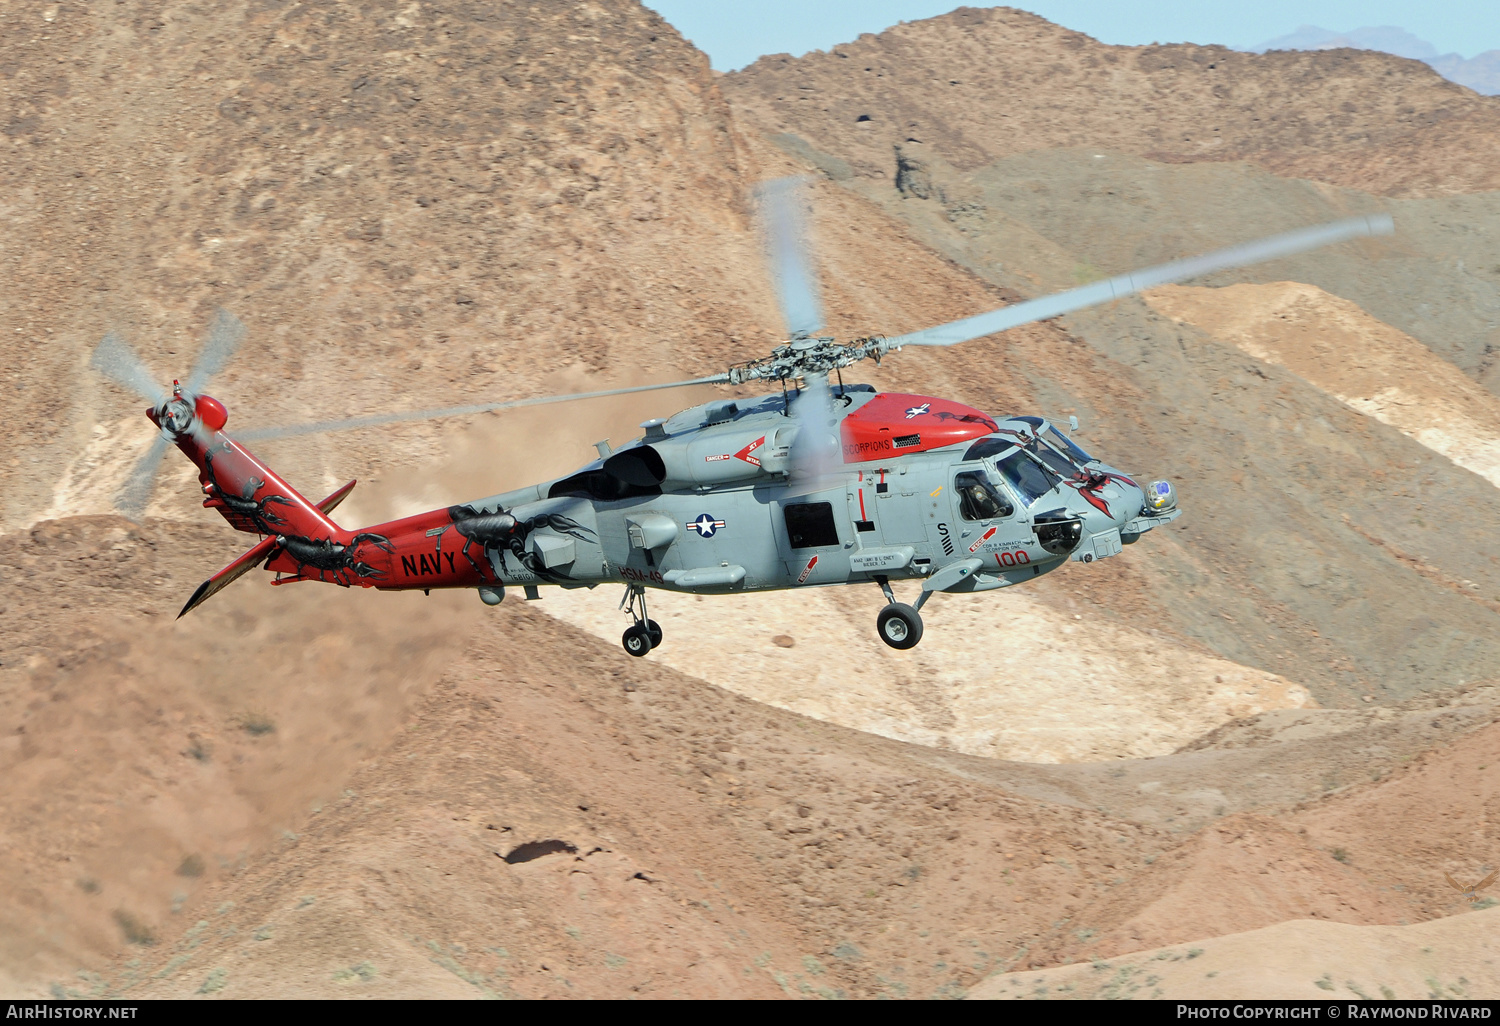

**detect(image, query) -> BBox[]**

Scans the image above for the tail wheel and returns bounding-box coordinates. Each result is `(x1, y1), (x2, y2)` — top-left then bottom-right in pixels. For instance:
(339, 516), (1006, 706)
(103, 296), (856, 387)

(646, 619), (663, 648)
(877, 603), (924, 650)
(622, 624), (653, 657)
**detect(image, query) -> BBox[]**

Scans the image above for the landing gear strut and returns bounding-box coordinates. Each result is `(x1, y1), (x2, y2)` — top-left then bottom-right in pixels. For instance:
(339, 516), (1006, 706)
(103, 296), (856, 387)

(620, 584), (662, 657)
(874, 576), (924, 650)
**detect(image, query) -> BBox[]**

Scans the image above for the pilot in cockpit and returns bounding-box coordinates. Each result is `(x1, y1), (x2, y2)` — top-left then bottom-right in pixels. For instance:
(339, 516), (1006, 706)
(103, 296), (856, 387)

(956, 470), (1012, 521)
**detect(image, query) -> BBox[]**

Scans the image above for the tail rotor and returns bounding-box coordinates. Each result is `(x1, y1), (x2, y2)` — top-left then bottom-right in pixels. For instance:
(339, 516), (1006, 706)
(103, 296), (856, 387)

(90, 309), (245, 520)
(90, 330), (167, 408)
(115, 434), (173, 523)
(181, 309), (245, 402)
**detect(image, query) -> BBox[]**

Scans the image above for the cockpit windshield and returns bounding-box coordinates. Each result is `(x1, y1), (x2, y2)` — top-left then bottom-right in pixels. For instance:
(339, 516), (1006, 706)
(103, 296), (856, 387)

(1025, 436), (1077, 478)
(995, 451), (1059, 507)
(1043, 425), (1094, 466)
(970, 428), (1082, 478)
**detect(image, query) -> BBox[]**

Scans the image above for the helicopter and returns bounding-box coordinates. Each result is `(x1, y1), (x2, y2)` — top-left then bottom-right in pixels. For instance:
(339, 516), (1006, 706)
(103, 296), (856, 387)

(89, 178), (1393, 653)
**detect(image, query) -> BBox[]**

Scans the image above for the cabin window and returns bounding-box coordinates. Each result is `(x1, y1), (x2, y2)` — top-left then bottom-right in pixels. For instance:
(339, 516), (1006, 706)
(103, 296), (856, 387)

(784, 502), (840, 549)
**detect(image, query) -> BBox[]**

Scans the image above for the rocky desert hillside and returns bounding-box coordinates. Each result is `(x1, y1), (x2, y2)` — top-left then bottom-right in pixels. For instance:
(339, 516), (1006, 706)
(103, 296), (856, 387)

(725, 5), (1500, 197)
(2, 0), (752, 525)
(3, 0), (1499, 1001)
(7, 517), (1498, 999)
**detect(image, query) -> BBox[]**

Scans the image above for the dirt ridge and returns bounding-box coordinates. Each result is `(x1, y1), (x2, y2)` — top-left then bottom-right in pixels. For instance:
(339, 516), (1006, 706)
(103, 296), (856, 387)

(725, 6), (1500, 197)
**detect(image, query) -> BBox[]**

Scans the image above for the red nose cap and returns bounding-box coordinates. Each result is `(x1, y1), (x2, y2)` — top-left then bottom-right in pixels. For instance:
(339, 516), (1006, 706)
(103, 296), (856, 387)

(194, 394), (229, 433)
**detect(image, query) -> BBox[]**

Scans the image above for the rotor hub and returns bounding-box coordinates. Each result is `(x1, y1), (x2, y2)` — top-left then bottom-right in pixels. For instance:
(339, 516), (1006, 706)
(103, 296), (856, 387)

(159, 395), (197, 437)
(726, 335), (893, 386)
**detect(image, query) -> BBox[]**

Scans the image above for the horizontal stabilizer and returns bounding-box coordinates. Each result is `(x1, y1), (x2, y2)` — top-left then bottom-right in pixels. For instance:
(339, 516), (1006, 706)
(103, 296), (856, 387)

(318, 479), (356, 515)
(178, 535), (277, 618)
(179, 478), (360, 617)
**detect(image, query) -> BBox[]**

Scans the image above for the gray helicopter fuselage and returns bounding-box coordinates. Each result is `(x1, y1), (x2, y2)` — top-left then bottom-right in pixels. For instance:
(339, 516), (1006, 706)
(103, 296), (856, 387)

(464, 385), (1179, 600)
(130, 180), (1375, 637)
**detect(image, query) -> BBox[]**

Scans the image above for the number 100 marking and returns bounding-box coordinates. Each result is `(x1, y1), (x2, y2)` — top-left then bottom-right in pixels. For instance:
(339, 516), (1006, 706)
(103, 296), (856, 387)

(995, 550), (1031, 567)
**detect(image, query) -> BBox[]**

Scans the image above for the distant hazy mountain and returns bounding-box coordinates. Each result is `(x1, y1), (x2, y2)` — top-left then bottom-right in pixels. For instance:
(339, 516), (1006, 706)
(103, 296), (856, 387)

(1252, 25), (1500, 95)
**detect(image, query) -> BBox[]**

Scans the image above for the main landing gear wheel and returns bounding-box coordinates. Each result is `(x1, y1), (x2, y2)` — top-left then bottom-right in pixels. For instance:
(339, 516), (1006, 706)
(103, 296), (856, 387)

(622, 623), (653, 657)
(619, 582), (663, 657)
(877, 603), (923, 650)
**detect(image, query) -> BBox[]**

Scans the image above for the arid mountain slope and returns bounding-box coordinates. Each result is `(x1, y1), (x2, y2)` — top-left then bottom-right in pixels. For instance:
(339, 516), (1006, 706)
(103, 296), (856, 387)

(9, 0), (1500, 1001)
(724, 6), (1500, 197)
(1008, 707), (1500, 972)
(833, 148), (1500, 384)
(1146, 282), (1500, 490)
(0, 517), (483, 994)
(975, 908), (1500, 1000)
(4, 514), (1176, 999)
(1, 0), (756, 528)
(542, 580), (1318, 764)
(10, 516), (1498, 999)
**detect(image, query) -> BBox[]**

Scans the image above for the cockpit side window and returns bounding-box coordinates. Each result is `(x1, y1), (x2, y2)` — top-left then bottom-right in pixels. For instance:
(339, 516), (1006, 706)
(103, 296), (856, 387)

(955, 470), (1013, 521)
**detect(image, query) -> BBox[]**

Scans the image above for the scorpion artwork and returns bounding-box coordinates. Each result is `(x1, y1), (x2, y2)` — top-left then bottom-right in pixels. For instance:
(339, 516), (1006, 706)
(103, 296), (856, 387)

(273, 532), (396, 585)
(931, 409), (1000, 432)
(438, 504), (594, 584)
(993, 423), (1136, 517)
(202, 441), (295, 534)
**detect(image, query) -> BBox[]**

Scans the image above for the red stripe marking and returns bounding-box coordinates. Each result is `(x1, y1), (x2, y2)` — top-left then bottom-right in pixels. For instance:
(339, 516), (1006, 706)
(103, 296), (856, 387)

(858, 489), (867, 519)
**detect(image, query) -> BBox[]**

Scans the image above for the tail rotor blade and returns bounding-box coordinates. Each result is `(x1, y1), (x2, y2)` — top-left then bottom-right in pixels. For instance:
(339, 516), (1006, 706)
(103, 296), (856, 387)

(186, 417), (218, 451)
(182, 308), (245, 398)
(237, 373), (733, 442)
(757, 176), (825, 339)
(91, 331), (166, 406)
(890, 214), (1396, 349)
(117, 432), (171, 522)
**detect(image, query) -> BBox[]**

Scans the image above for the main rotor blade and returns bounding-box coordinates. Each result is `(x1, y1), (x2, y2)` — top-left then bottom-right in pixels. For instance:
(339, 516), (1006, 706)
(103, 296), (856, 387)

(117, 432), (171, 522)
(91, 331), (166, 406)
(237, 373), (734, 442)
(890, 213), (1396, 349)
(182, 308), (245, 398)
(757, 176), (825, 339)
(788, 370), (840, 487)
